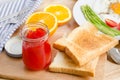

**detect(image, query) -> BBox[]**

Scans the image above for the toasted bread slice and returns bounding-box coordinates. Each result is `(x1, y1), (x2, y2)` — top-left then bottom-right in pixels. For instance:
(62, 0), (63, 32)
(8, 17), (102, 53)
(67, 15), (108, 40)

(53, 22), (118, 66)
(49, 51), (99, 77)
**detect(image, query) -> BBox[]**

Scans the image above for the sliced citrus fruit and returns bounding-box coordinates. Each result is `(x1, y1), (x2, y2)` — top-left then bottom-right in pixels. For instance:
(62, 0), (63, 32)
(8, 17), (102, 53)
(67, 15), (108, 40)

(26, 12), (58, 36)
(44, 4), (72, 26)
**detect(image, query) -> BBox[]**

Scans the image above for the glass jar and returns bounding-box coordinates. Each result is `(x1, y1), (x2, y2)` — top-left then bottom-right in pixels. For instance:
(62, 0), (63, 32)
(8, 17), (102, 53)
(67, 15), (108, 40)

(21, 22), (51, 70)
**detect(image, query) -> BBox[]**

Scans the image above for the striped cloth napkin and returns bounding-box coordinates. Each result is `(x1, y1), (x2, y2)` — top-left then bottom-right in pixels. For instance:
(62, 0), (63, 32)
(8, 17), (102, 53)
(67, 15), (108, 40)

(0, 0), (43, 53)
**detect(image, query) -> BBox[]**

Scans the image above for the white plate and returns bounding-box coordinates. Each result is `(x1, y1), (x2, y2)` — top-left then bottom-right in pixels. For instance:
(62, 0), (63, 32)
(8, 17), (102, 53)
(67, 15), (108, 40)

(73, 0), (120, 25)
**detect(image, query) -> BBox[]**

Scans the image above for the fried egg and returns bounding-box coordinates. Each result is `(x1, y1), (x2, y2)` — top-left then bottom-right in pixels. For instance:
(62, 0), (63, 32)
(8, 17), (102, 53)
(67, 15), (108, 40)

(93, 0), (120, 23)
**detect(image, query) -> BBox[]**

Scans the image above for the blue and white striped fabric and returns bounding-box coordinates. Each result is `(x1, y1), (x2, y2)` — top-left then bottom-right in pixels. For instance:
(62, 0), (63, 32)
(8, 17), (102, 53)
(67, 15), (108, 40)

(0, 0), (43, 53)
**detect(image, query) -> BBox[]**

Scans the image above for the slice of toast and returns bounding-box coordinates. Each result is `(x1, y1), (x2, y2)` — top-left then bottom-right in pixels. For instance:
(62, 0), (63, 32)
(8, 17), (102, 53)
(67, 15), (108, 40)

(53, 22), (118, 66)
(49, 51), (99, 77)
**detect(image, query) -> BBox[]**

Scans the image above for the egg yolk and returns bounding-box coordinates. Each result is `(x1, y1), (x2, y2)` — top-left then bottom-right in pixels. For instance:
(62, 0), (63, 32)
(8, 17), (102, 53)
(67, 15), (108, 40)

(110, 2), (120, 14)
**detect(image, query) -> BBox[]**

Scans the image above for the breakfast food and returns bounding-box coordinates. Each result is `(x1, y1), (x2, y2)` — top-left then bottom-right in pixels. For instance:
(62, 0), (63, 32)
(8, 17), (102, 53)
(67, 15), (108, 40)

(49, 51), (99, 77)
(81, 5), (120, 37)
(44, 4), (72, 26)
(105, 18), (118, 28)
(110, 2), (120, 14)
(93, 0), (120, 24)
(91, 0), (120, 31)
(49, 22), (118, 76)
(22, 23), (51, 70)
(53, 22), (118, 66)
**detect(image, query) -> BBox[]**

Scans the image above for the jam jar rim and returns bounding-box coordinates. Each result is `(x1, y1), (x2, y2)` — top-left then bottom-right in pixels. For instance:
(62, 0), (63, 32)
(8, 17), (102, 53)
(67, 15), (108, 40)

(21, 22), (49, 43)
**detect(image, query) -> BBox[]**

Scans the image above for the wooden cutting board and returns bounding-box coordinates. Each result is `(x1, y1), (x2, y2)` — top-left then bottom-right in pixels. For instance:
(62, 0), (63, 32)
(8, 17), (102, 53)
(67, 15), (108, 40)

(104, 55), (120, 80)
(0, 0), (119, 80)
(0, 50), (106, 80)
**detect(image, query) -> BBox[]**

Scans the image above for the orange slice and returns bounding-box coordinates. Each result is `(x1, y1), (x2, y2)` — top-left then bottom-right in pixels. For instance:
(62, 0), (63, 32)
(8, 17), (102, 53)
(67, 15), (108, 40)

(26, 12), (58, 36)
(44, 4), (72, 26)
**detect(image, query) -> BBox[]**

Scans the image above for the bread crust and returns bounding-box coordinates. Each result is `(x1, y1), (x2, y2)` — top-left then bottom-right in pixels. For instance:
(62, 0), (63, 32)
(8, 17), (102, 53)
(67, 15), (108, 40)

(49, 52), (99, 77)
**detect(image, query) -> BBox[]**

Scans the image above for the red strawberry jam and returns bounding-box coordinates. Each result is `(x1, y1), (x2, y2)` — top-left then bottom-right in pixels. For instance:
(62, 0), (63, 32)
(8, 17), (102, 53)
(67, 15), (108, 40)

(22, 26), (51, 71)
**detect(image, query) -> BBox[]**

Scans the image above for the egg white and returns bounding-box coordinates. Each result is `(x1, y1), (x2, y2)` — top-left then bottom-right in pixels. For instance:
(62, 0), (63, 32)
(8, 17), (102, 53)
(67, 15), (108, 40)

(93, 0), (120, 23)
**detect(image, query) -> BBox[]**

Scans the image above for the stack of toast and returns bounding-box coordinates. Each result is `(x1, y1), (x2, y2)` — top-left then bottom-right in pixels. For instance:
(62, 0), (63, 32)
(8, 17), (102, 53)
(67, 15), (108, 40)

(49, 22), (118, 77)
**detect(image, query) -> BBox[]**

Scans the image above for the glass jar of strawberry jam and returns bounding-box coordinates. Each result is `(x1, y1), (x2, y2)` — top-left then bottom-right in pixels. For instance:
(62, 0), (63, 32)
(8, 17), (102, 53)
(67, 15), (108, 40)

(21, 22), (51, 70)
